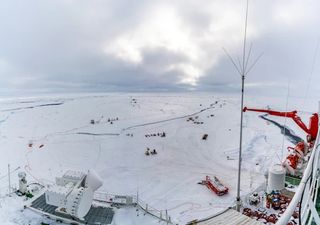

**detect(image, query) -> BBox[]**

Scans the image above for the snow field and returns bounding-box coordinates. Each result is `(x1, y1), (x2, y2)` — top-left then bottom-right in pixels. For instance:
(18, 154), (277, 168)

(0, 93), (314, 224)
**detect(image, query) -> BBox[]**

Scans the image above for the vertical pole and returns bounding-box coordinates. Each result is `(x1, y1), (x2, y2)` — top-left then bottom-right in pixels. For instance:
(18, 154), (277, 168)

(236, 0), (249, 212)
(136, 187), (139, 205)
(242, 0), (249, 74)
(8, 164), (11, 196)
(166, 209), (168, 223)
(136, 188), (139, 216)
(236, 75), (245, 211)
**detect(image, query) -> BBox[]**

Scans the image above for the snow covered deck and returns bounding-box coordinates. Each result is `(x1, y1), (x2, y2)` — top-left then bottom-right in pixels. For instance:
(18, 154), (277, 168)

(195, 208), (264, 225)
(28, 194), (114, 225)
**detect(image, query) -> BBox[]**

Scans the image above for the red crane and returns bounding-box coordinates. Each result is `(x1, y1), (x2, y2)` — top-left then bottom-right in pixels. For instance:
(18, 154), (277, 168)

(243, 107), (319, 143)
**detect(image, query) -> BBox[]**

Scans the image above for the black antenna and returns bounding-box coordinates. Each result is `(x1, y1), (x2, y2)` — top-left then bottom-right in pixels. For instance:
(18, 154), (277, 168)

(223, 0), (263, 212)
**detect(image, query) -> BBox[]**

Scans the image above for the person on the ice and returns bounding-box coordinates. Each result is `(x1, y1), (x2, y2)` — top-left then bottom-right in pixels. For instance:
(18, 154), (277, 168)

(151, 149), (157, 155)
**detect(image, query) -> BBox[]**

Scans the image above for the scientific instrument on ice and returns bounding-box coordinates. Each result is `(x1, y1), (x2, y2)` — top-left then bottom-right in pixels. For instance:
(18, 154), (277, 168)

(199, 175), (229, 196)
(18, 172), (28, 194)
(45, 170), (103, 219)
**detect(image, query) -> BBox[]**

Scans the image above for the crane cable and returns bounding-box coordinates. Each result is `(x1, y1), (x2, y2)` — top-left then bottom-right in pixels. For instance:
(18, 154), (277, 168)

(281, 80), (291, 160)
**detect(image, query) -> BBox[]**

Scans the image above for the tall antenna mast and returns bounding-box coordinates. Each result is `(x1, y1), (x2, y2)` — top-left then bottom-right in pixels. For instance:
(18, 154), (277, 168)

(223, 0), (263, 212)
(235, 0), (249, 212)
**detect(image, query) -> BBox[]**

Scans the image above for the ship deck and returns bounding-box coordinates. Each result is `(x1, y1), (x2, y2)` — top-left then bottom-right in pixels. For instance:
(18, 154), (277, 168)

(195, 208), (264, 225)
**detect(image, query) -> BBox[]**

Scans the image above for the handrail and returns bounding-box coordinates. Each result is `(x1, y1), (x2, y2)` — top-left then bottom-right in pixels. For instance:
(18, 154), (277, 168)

(93, 191), (173, 224)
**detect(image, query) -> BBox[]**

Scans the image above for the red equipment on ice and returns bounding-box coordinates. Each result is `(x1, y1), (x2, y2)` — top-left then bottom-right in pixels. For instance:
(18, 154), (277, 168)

(201, 175), (229, 196)
(243, 106), (319, 175)
(243, 107), (318, 142)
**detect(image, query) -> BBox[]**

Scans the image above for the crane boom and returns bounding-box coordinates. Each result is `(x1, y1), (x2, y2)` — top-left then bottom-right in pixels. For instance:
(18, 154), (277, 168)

(243, 107), (319, 142)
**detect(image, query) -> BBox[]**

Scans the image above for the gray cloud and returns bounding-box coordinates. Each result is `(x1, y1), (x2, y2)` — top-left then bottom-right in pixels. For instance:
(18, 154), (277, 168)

(0, 0), (320, 97)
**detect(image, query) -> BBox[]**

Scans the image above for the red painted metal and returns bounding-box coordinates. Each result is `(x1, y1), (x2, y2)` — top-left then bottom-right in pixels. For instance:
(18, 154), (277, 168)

(243, 107), (319, 142)
(287, 142), (307, 158)
(202, 175), (228, 196)
(284, 154), (299, 170)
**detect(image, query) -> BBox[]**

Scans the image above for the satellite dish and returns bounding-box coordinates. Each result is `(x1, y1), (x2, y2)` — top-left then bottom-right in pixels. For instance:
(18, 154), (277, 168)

(85, 170), (103, 191)
(66, 187), (94, 218)
(76, 188), (94, 218)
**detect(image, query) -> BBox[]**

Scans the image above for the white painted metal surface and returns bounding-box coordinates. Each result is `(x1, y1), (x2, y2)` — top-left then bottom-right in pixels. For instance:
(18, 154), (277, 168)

(85, 169), (103, 191)
(267, 164), (286, 193)
(45, 170), (103, 219)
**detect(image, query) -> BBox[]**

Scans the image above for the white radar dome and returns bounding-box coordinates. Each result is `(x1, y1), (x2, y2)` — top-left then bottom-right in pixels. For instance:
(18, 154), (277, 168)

(267, 164), (286, 193)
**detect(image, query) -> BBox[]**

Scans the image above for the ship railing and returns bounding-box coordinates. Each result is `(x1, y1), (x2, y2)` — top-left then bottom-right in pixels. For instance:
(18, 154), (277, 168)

(94, 191), (136, 205)
(93, 191), (173, 224)
(276, 116), (320, 225)
(135, 197), (173, 224)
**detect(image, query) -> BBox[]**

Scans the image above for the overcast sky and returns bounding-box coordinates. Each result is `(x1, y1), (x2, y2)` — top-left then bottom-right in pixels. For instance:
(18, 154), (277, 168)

(0, 0), (320, 97)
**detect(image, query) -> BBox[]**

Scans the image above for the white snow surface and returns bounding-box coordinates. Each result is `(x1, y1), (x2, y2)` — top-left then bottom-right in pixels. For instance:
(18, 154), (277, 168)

(0, 93), (317, 225)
